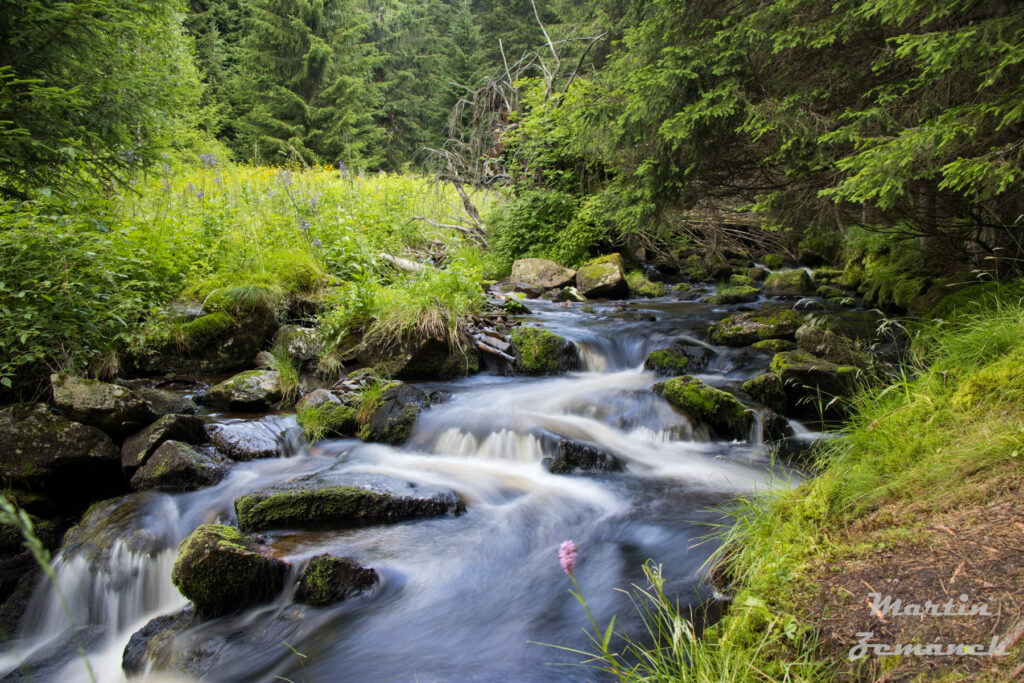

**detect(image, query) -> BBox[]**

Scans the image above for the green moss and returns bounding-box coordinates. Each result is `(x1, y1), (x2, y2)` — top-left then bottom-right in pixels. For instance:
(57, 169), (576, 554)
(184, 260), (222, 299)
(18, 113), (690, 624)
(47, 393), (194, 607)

(644, 349), (690, 375)
(811, 267), (843, 282)
(297, 403), (359, 442)
(762, 254), (785, 270)
(951, 347), (1024, 411)
(707, 307), (805, 346)
(655, 375), (751, 438)
(174, 312), (236, 350)
(502, 297), (530, 314)
(626, 270), (670, 298)
(741, 373), (786, 413)
(751, 339), (796, 353)
(769, 350), (817, 374)
(707, 285), (760, 304)
(927, 280), (1024, 320)
(729, 274), (756, 287)
(816, 285), (844, 299)
(510, 327), (572, 374)
(763, 269), (814, 295)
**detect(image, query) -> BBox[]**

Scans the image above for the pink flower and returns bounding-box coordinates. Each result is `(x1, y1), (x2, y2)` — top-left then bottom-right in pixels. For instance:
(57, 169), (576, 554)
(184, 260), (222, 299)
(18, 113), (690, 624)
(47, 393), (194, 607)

(558, 540), (577, 575)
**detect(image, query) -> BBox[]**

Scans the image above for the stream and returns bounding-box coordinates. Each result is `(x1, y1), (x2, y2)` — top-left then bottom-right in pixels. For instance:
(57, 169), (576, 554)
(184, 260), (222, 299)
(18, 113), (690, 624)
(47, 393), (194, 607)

(0, 292), (848, 682)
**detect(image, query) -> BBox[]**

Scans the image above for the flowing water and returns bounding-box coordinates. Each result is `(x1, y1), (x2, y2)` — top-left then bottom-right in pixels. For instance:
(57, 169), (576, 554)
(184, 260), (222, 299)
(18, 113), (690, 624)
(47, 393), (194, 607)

(0, 293), (815, 682)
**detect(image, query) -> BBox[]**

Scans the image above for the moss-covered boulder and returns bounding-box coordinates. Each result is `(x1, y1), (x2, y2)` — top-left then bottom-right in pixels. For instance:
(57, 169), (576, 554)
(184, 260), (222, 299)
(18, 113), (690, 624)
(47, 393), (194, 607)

(296, 554), (378, 607)
(707, 307), (805, 347)
(134, 311), (275, 376)
(950, 348), (1024, 411)
(134, 387), (197, 417)
(130, 441), (230, 492)
(751, 339), (796, 354)
(794, 325), (871, 367)
(706, 285), (760, 305)
(50, 374), (156, 438)
(394, 338), (480, 380)
(644, 340), (712, 376)
(741, 373), (786, 413)
(544, 440), (622, 474)
(359, 382), (430, 445)
(747, 267), (769, 281)
(510, 326), (578, 374)
(170, 524), (288, 618)
(501, 296), (531, 314)
(121, 414), (207, 477)
(816, 285), (845, 300)
(769, 351), (861, 416)
(653, 375), (752, 439)
(273, 325), (324, 369)
(510, 258), (576, 290)
(297, 393), (359, 442)
(234, 471), (465, 531)
(576, 254), (629, 299)
(0, 403), (122, 514)
(763, 269), (815, 296)
(626, 270), (670, 298)
(196, 370), (283, 412)
(762, 254), (786, 270)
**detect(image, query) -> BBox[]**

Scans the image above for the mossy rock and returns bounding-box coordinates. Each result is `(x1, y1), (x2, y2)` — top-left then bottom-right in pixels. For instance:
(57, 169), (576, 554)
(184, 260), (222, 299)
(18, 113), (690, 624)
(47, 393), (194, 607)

(763, 269), (815, 296)
(794, 325), (871, 368)
(545, 439), (622, 474)
(816, 285), (845, 299)
(50, 374), (156, 438)
(653, 375), (751, 439)
(134, 311), (275, 376)
(706, 285), (760, 305)
(0, 402), (122, 514)
(298, 401), (359, 442)
(510, 258), (576, 290)
(130, 441), (230, 492)
(728, 274), (757, 288)
(234, 471), (465, 531)
(207, 421), (280, 461)
(502, 297), (531, 315)
(812, 268), (844, 284)
(644, 340), (712, 376)
(196, 370), (283, 412)
(296, 554), (378, 607)
(273, 325), (324, 367)
(707, 307), (805, 347)
(576, 253), (629, 298)
(769, 351), (861, 416)
(121, 414), (207, 476)
(510, 327), (578, 375)
(751, 339), (796, 354)
(359, 382), (430, 445)
(951, 348), (1024, 411)
(762, 254), (786, 270)
(134, 387), (197, 417)
(747, 267), (769, 282)
(741, 373), (786, 413)
(170, 524), (288, 618)
(627, 270), (670, 298)
(926, 281), (1024, 320)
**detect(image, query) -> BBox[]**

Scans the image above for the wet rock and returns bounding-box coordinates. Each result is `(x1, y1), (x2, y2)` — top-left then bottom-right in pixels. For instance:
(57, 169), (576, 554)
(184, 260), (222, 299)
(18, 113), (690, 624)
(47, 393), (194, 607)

(273, 325), (324, 369)
(0, 403), (122, 513)
(121, 414), (207, 476)
(553, 286), (587, 303)
(207, 422), (281, 461)
(797, 249), (825, 268)
(770, 351), (861, 416)
(510, 327), (578, 375)
(644, 340), (712, 376)
(750, 339), (797, 354)
(501, 297), (531, 314)
(360, 382), (430, 445)
(196, 370), (283, 412)
(654, 376), (752, 440)
(428, 390), (453, 406)
(50, 374), (156, 438)
(123, 611), (192, 676)
(131, 312), (275, 376)
(171, 524), (288, 618)
(794, 324), (871, 368)
(706, 285), (760, 305)
(134, 387), (198, 417)
(0, 560), (41, 638)
(510, 258), (576, 290)
(513, 282), (545, 298)
(296, 554), (378, 607)
(545, 440), (622, 474)
(747, 267), (769, 281)
(130, 441), (230, 492)
(741, 373), (786, 413)
(576, 254), (628, 299)
(61, 496), (163, 564)
(763, 269), (815, 296)
(234, 471), (465, 532)
(392, 338), (480, 381)
(707, 307), (805, 347)
(760, 409), (793, 443)
(296, 388), (341, 411)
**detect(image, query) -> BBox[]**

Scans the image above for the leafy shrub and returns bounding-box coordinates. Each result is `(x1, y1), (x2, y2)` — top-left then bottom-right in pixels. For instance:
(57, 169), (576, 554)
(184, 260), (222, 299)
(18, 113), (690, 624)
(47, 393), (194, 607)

(489, 190), (606, 270)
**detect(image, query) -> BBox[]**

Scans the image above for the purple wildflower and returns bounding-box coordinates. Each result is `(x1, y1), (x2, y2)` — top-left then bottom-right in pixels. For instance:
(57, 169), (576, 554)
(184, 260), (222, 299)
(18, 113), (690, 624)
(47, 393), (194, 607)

(278, 170), (292, 186)
(558, 540), (578, 575)
(337, 161), (348, 178)
(200, 153), (217, 168)
(195, 190), (205, 199)
(310, 195), (319, 209)
(313, 239), (322, 247)
(298, 218), (310, 231)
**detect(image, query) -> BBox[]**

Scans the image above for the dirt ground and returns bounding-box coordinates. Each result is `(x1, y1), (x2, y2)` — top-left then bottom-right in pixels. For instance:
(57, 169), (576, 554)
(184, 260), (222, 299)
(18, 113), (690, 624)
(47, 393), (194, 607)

(807, 476), (1024, 681)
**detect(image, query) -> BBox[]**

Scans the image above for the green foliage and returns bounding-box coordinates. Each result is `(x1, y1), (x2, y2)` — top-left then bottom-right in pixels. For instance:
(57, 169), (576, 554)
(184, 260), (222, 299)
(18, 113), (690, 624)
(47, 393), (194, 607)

(489, 190), (606, 268)
(0, 0), (204, 198)
(296, 401), (358, 442)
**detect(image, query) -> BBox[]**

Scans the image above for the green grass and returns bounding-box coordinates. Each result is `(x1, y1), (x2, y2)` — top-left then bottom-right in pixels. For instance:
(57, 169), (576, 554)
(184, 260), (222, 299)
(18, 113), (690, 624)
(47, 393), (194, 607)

(567, 288), (1024, 681)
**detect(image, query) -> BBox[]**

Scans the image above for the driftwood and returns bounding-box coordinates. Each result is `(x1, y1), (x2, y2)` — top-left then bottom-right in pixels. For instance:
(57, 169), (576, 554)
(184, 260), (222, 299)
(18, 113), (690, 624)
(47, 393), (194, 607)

(475, 338), (516, 364)
(378, 252), (428, 274)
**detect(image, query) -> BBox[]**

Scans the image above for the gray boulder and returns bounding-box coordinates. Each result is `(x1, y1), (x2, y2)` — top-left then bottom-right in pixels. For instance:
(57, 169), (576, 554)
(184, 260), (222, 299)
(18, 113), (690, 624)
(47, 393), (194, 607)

(121, 414), (207, 476)
(510, 258), (576, 290)
(576, 254), (628, 299)
(50, 374), (156, 437)
(196, 370), (282, 412)
(130, 441), (231, 492)
(545, 440), (622, 474)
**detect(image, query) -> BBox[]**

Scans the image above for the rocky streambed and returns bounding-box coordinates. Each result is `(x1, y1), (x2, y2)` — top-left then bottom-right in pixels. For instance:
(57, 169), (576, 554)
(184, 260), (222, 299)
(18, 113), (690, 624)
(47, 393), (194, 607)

(0, 261), (895, 682)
